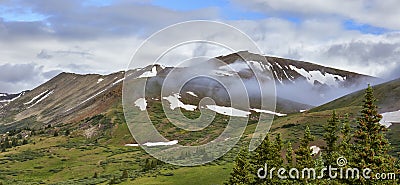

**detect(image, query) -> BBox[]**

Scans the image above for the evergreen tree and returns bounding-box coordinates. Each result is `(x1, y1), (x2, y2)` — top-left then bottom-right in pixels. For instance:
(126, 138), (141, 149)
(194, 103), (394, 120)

(352, 85), (395, 183)
(339, 113), (352, 158)
(250, 134), (283, 184)
(226, 148), (254, 185)
(295, 126), (315, 183)
(285, 141), (294, 167)
(322, 110), (340, 165)
(295, 126), (314, 169)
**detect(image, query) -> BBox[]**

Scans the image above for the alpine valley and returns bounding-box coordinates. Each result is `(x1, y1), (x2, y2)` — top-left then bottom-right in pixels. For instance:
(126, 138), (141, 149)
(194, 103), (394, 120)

(0, 51), (398, 184)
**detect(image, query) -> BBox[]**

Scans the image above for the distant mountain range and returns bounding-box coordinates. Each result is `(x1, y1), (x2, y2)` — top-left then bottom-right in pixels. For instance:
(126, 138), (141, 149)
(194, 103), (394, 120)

(0, 51), (383, 132)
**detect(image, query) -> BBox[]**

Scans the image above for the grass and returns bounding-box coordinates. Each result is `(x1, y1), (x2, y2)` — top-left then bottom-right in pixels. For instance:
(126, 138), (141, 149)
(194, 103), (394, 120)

(1, 96), (399, 184)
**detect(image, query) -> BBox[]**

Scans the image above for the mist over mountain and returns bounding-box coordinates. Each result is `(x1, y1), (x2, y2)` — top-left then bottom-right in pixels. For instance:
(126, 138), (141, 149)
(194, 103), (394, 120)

(0, 51), (379, 131)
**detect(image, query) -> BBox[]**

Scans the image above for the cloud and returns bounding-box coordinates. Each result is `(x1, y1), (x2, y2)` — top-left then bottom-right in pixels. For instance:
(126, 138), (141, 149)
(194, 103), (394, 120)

(0, 63), (60, 93)
(227, 18), (400, 79)
(1, 0), (400, 94)
(37, 50), (52, 59)
(230, 0), (400, 30)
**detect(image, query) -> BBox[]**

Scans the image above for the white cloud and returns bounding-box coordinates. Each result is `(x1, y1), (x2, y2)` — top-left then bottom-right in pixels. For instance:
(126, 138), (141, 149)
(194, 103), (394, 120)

(230, 0), (400, 30)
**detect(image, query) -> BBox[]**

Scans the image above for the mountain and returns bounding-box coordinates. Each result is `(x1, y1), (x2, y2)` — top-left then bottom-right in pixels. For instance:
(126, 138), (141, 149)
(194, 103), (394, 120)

(0, 92), (27, 108)
(216, 51), (374, 87)
(0, 51), (375, 132)
(311, 77), (400, 113)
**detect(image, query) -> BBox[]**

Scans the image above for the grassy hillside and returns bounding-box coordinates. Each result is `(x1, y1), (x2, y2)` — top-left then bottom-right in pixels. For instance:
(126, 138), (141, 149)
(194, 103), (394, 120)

(311, 78), (400, 113)
(1, 84), (399, 184)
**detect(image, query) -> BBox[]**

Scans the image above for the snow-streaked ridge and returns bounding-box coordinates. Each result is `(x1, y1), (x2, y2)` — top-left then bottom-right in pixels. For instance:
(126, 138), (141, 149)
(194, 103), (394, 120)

(27, 90), (54, 108)
(24, 90), (50, 105)
(288, 65), (345, 86)
(138, 66), (157, 78)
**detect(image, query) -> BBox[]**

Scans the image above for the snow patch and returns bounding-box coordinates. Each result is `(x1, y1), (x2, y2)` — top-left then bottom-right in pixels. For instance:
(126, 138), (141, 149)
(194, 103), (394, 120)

(186, 91), (198, 97)
(112, 78), (125, 86)
(289, 65), (345, 86)
(24, 90), (49, 105)
(380, 110), (400, 128)
(0, 92), (24, 103)
(163, 93), (197, 111)
(0, 93), (6, 97)
(125, 140), (178, 147)
(206, 105), (250, 117)
(138, 66), (157, 78)
(27, 90), (54, 108)
(300, 110), (307, 113)
(310, 146), (321, 155)
(97, 78), (104, 83)
(250, 108), (287, 117)
(134, 98), (147, 111)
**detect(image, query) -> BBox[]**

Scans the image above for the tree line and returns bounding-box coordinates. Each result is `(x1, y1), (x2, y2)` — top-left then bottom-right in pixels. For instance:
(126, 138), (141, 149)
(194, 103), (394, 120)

(226, 85), (399, 184)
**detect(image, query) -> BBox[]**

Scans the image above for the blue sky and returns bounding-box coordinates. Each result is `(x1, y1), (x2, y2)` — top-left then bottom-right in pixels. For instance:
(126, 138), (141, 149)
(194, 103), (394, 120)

(0, 0), (400, 93)
(0, 0), (390, 34)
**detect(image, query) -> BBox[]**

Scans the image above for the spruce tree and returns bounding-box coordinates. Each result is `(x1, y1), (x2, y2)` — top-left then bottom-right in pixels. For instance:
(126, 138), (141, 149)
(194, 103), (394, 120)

(353, 85), (395, 183)
(286, 141), (294, 167)
(339, 113), (352, 158)
(295, 126), (314, 169)
(226, 148), (254, 185)
(250, 134), (283, 184)
(295, 126), (315, 184)
(322, 110), (340, 166)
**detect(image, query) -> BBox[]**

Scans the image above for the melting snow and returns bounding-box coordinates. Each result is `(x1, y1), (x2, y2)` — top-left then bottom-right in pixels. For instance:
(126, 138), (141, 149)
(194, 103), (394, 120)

(380, 110), (400, 128)
(134, 98), (147, 111)
(0, 92), (24, 103)
(125, 140), (178, 147)
(206, 105), (250, 117)
(310, 146), (321, 155)
(0, 93), (6, 97)
(289, 65), (345, 86)
(275, 62), (283, 69)
(97, 78), (104, 83)
(186, 91), (198, 97)
(27, 90), (54, 108)
(24, 90), (50, 105)
(138, 66), (157, 78)
(214, 70), (234, 76)
(163, 93), (197, 111)
(112, 78), (125, 85)
(250, 108), (287, 117)
(81, 88), (107, 104)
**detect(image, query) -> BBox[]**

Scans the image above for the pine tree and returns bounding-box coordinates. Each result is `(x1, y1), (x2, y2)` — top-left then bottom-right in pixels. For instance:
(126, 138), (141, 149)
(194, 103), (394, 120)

(322, 110), (340, 166)
(339, 113), (352, 158)
(294, 126), (315, 184)
(226, 148), (254, 185)
(352, 84), (395, 183)
(250, 134), (283, 184)
(295, 126), (314, 169)
(286, 141), (294, 167)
